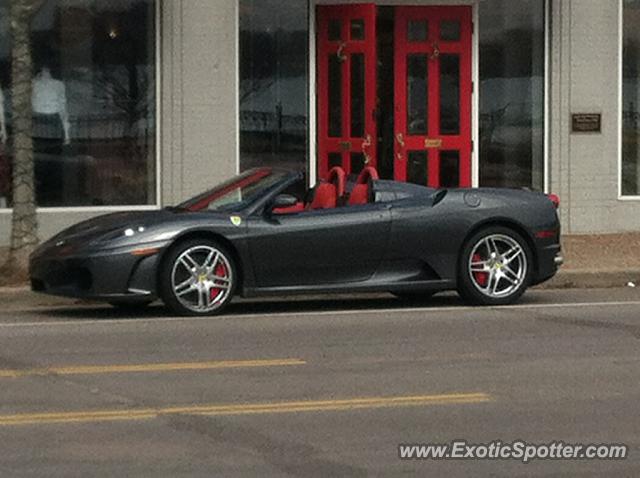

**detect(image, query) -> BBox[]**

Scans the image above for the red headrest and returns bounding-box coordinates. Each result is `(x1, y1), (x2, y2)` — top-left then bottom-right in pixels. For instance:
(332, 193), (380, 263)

(327, 166), (346, 197)
(356, 166), (379, 184)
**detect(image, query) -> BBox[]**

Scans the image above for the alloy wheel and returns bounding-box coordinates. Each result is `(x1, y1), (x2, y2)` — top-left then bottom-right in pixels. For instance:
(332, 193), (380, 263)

(468, 234), (527, 298)
(170, 245), (233, 313)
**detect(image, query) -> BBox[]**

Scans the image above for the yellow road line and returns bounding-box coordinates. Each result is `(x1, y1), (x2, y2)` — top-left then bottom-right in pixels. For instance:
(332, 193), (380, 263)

(0, 358), (306, 378)
(0, 393), (491, 427)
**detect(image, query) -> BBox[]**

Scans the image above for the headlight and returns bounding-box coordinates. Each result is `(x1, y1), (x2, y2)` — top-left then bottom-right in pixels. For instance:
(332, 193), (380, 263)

(124, 226), (146, 237)
(99, 226), (147, 243)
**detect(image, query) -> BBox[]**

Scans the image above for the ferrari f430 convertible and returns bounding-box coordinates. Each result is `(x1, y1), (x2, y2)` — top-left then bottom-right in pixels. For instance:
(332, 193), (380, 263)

(30, 167), (562, 315)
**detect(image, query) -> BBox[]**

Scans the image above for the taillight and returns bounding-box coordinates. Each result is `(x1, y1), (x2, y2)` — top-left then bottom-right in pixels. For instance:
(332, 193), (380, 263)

(535, 230), (557, 239)
(547, 193), (560, 209)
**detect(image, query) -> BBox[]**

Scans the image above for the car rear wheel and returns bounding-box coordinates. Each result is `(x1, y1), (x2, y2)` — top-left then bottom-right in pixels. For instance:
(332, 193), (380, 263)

(159, 239), (236, 316)
(457, 226), (532, 306)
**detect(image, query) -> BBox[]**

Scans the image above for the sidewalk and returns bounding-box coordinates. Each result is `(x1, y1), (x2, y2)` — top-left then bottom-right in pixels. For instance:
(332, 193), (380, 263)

(542, 233), (640, 289)
(1, 234), (639, 308)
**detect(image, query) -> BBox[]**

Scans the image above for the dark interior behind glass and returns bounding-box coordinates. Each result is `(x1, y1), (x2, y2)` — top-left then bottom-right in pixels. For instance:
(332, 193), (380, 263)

(0, 0), (156, 207)
(239, 1), (309, 173)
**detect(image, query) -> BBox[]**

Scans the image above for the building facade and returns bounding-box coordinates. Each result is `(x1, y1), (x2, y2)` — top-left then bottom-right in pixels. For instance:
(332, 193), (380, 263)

(0, 0), (639, 245)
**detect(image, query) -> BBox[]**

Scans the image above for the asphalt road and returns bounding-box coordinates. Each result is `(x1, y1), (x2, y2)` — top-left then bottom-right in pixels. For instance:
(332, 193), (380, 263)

(0, 288), (639, 477)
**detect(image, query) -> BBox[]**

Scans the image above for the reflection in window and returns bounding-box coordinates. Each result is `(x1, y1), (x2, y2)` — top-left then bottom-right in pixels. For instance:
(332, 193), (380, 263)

(440, 150), (460, 188)
(329, 55), (343, 137)
(351, 19), (365, 41)
(440, 21), (460, 41)
(408, 20), (428, 43)
(623, 0), (640, 196)
(479, 0), (545, 190)
(407, 150), (428, 186)
(440, 54), (460, 135)
(239, 1), (308, 172)
(0, 0), (156, 208)
(351, 53), (365, 137)
(407, 54), (427, 136)
(329, 19), (342, 41)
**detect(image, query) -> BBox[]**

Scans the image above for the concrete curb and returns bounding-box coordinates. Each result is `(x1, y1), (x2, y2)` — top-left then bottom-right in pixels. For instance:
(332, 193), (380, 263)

(537, 269), (640, 289)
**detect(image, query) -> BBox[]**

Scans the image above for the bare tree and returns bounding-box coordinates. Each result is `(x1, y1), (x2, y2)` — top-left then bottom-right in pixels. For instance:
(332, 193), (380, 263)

(1, 0), (44, 281)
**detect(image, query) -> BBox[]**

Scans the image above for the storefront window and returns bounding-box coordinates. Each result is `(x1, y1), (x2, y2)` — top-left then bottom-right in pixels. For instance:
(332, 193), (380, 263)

(623, 0), (640, 197)
(0, 0), (156, 208)
(479, 0), (545, 190)
(239, 0), (308, 172)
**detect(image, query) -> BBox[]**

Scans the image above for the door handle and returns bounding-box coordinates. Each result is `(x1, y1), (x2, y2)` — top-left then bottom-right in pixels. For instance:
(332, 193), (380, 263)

(336, 42), (347, 63)
(430, 42), (440, 61)
(362, 133), (372, 164)
(395, 133), (405, 162)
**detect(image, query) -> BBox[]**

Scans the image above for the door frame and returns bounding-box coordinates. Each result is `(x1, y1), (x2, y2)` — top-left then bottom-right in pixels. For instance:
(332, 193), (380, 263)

(309, 0), (480, 187)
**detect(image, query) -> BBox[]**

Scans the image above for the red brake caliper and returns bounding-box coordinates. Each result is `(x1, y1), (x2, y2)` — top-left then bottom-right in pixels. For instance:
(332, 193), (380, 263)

(472, 253), (488, 287)
(209, 262), (228, 302)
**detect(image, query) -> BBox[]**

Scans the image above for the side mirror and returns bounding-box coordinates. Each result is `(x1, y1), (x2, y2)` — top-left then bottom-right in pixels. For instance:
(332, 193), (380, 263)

(269, 194), (298, 213)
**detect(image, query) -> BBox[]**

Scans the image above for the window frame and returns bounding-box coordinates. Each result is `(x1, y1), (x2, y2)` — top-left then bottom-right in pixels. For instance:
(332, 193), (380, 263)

(0, 0), (161, 213)
(619, 0), (640, 200)
(309, 0), (549, 192)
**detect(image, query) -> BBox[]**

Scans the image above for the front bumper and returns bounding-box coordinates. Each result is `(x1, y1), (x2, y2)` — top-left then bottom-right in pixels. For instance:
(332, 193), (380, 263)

(29, 243), (165, 301)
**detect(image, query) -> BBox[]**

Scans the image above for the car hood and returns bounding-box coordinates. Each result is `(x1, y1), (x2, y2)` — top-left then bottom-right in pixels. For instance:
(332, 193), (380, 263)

(48, 211), (169, 242)
(38, 211), (191, 254)
(37, 208), (241, 254)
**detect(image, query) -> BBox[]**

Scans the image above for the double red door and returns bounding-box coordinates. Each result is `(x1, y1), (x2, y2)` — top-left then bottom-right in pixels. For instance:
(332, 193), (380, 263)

(317, 5), (377, 177)
(317, 5), (472, 188)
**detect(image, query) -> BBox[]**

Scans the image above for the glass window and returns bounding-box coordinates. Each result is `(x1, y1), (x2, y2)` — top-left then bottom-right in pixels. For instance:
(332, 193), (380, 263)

(0, 4), (9, 207)
(239, 1), (308, 173)
(0, 0), (156, 208)
(179, 168), (288, 212)
(408, 20), (428, 43)
(479, 0), (545, 190)
(440, 20), (460, 42)
(623, 0), (640, 196)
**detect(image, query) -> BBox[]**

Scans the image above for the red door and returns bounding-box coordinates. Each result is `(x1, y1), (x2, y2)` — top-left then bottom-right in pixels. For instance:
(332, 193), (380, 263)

(394, 7), (472, 187)
(317, 4), (377, 179)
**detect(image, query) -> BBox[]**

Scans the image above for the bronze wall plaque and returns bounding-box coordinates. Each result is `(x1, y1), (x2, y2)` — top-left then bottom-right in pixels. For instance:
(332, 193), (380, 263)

(572, 113), (601, 133)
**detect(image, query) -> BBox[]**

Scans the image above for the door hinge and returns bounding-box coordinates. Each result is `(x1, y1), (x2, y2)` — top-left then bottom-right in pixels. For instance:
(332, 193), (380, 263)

(471, 140), (475, 153)
(471, 81), (474, 94)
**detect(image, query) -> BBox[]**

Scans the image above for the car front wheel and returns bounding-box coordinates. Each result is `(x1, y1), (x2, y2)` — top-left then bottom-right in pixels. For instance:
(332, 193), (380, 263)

(159, 239), (236, 316)
(457, 226), (532, 306)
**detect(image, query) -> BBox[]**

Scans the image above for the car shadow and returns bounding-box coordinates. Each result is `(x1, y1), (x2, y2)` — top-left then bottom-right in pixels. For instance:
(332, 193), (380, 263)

(31, 291), (546, 321)
(31, 293), (460, 320)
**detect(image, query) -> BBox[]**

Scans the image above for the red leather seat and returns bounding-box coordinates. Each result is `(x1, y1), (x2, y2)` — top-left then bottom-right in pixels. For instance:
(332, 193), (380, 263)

(349, 167), (379, 205)
(273, 202), (305, 214)
(306, 166), (346, 210)
(308, 182), (337, 209)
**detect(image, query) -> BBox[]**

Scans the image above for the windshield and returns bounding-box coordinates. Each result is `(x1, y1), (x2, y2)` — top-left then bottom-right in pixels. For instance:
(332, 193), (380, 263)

(178, 168), (288, 212)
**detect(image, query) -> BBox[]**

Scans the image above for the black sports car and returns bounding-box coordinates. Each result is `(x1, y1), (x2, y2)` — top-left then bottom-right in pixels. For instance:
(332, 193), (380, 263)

(30, 167), (563, 316)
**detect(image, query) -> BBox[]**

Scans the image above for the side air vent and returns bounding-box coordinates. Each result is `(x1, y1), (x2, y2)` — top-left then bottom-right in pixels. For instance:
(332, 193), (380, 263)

(432, 189), (447, 206)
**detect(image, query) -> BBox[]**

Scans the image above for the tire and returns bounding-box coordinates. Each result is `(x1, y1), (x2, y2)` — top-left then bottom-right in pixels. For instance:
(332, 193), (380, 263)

(457, 226), (533, 306)
(159, 239), (237, 316)
(391, 291), (435, 302)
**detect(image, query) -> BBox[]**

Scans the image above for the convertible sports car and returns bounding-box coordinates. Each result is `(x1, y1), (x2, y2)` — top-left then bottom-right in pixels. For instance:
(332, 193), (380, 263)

(30, 167), (562, 316)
